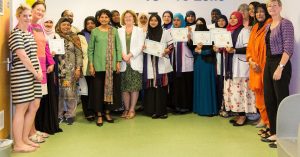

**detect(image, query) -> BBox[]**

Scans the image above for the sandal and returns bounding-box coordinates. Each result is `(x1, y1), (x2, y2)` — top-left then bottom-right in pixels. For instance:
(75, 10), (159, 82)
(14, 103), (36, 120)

(126, 111), (135, 119)
(258, 128), (270, 135)
(29, 134), (45, 143)
(36, 131), (50, 138)
(121, 110), (129, 118)
(260, 131), (272, 138)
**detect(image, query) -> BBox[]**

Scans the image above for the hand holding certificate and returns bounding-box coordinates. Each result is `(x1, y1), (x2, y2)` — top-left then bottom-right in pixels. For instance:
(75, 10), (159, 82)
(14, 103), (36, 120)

(213, 32), (233, 48)
(144, 39), (166, 57)
(48, 39), (65, 55)
(192, 31), (212, 45)
(171, 28), (188, 42)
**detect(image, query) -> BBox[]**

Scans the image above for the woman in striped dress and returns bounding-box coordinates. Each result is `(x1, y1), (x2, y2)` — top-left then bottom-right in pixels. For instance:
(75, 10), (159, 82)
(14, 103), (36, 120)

(9, 4), (43, 152)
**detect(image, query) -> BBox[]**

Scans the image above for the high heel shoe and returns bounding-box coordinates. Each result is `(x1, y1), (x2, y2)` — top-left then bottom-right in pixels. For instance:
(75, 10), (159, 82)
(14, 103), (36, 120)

(126, 111), (135, 119)
(121, 110), (129, 118)
(104, 114), (114, 123)
(96, 116), (103, 127)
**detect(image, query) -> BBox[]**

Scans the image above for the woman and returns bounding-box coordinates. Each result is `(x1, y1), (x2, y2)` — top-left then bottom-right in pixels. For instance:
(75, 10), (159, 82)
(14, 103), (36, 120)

(111, 10), (122, 29)
(55, 17), (82, 125)
(222, 11), (256, 126)
(249, 1), (260, 26)
(188, 18), (217, 116)
(88, 9), (122, 126)
(262, 0), (294, 148)
(28, 1), (55, 143)
(185, 10), (196, 27)
(213, 15), (228, 116)
(162, 11), (173, 30)
(238, 3), (251, 29)
(246, 3), (272, 130)
(143, 14), (173, 119)
(35, 17), (62, 135)
(9, 4), (43, 152)
(169, 13), (194, 114)
(118, 10), (144, 119)
(138, 12), (149, 33)
(78, 16), (96, 121)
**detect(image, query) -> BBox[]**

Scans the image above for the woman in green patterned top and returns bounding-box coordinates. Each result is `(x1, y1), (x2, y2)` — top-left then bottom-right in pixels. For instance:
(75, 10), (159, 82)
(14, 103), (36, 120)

(88, 9), (122, 127)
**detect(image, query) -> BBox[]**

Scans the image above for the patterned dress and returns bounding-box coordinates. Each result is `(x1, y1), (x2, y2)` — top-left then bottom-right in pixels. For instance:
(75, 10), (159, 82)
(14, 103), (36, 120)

(121, 32), (142, 92)
(9, 28), (42, 104)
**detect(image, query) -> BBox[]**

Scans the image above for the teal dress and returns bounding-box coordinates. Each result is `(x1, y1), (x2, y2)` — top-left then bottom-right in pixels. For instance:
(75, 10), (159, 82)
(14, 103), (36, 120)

(193, 48), (218, 116)
(121, 32), (142, 92)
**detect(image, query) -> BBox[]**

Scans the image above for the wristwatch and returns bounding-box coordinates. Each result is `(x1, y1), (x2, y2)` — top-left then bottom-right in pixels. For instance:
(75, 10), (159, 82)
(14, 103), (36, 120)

(279, 64), (285, 69)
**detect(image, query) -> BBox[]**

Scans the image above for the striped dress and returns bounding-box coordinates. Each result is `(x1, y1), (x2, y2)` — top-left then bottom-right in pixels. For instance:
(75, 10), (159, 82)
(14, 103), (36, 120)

(8, 28), (42, 104)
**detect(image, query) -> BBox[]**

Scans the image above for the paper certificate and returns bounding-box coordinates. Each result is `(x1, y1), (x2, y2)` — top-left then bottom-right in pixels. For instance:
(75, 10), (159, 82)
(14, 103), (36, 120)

(48, 39), (65, 55)
(210, 28), (227, 41)
(144, 39), (166, 57)
(192, 31), (212, 45)
(171, 28), (189, 42)
(213, 32), (233, 48)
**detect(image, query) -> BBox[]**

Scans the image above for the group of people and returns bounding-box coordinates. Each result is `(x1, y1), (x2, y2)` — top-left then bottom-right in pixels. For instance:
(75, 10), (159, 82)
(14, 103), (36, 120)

(8, 0), (294, 152)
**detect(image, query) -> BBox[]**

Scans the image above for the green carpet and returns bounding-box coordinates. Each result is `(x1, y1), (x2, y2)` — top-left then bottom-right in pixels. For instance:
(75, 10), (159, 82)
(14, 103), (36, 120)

(11, 110), (277, 157)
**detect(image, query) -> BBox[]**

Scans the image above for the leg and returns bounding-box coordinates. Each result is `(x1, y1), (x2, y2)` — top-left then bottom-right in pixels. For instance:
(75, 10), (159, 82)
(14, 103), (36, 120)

(121, 92), (130, 117)
(255, 91), (269, 127)
(127, 91), (139, 119)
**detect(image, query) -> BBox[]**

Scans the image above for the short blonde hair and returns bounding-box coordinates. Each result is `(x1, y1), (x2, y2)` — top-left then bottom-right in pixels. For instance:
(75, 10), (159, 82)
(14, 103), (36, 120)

(121, 10), (138, 26)
(16, 3), (31, 18)
(267, 0), (282, 6)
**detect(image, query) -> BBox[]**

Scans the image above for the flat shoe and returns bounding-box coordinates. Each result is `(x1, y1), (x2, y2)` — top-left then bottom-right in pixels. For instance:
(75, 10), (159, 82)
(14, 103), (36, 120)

(261, 137), (276, 143)
(269, 142), (277, 148)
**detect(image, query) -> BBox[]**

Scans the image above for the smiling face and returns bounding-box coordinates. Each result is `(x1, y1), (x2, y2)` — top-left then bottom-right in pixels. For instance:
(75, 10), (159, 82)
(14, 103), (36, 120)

(18, 9), (32, 27)
(149, 16), (159, 28)
(139, 15), (148, 25)
(112, 12), (120, 23)
(173, 17), (182, 28)
(44, 20), (54, 30)
(124, 12), (134, 26)
(98, 13), (110, 26)
(186, 15), (195, 24)
(32, 4), (45, 20)
(217, 18), (226, 28)
(163, 13), (172, 25)
(267, 1), (282, 17)
(249, 4), (255, 18)
(229, 14), (239, 26)
(256, 7), (267, 22)
(60, 21), (71, 34)
(63, 10), (74, 24)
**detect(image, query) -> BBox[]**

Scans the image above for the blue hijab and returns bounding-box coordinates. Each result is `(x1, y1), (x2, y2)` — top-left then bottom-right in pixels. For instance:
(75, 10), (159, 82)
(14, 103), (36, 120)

(172, 13), (186, 28)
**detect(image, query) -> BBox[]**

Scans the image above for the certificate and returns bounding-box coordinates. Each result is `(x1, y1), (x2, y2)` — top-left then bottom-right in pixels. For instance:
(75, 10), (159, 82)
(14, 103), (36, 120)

(210, 28), (227, 41)
(213, 32), (233, 48)
(192, 31), (212, 45)
(48, 39), (65, 55)
(144, 39), (166, 57)
(170, 28), (188, 42)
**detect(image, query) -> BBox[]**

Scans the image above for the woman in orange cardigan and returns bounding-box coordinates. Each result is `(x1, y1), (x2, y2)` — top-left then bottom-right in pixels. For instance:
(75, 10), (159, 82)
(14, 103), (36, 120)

(246, 3), (272, 132)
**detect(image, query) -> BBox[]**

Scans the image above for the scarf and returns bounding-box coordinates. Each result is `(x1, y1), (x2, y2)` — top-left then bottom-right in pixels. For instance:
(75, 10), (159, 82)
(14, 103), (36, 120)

(104, 26), (115, 104)
(138, 13), (149, 32)
(41, 17), (56, 39)
(185, 10), (196, 26)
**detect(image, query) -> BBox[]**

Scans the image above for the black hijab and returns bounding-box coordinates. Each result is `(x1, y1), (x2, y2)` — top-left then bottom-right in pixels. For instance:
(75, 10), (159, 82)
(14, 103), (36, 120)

(215, 15), (228, 28)
(83, 16), (96, 33)
(111, 10), (122, 28)
(185, 10), (196, 26)
(147, 14), (163, 42)
(195, 17), (208, 31)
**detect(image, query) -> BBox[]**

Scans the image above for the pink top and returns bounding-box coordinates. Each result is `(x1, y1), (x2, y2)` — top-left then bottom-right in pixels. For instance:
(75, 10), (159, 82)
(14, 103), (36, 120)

(28, 23), (55, 84)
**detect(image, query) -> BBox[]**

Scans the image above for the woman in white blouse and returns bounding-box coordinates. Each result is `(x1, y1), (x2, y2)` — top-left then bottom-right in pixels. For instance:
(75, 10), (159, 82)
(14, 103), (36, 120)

(118, 10), (144, 119)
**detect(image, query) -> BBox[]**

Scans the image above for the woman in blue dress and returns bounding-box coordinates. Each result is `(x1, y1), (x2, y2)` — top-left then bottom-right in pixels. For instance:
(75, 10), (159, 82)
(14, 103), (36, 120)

(188, 18), (218, 116)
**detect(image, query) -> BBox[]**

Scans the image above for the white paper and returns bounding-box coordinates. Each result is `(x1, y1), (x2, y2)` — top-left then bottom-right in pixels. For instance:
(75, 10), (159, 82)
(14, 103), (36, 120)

(48, 39), (65, 55)
(171, 28), (189, 42)
(210, 28), (227, 41)
(213, 32), (233, 48)
(192, 31), (212, 45)
(144, 39), (166, 57)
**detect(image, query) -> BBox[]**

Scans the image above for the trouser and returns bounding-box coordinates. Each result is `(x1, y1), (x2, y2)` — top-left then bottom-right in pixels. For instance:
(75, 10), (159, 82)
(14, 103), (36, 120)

(58, 98), (77, 119)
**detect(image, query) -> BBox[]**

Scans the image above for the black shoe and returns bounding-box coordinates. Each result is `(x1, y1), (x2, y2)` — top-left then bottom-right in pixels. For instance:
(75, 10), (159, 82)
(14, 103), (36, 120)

(66, 117), (74, 125)
(261, 137), (276, 143)
(104, 114), (114, 123)
(86, 116), (95, 122)
(229, 119), (236, 124)
(269, 142), (277, 148)
(151, 114), (160, 119)
(233, 119), (247, 126)
(160, 114), (168, 119)
(96, 116), (103, 127)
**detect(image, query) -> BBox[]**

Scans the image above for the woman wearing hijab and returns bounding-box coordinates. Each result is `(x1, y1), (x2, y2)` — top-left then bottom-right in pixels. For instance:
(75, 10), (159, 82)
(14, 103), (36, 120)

(77, 16), (96, 122)
(55, 17), (83, 125)
(138, 13), (149, 33)
(143, 14), (174, 119)
(169, 13), (194, 114)
(188, 18), (217, 116)
(34, 17), (62, 135)
(246, 3), (272, 132)
(219, 11), (256, 126)
(162, 11), (173, 30)
(88, 9), (122, 126)
(185, 10), (196, 27)
(111, 10), (122, 29)
(213, 15), (228, 116)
